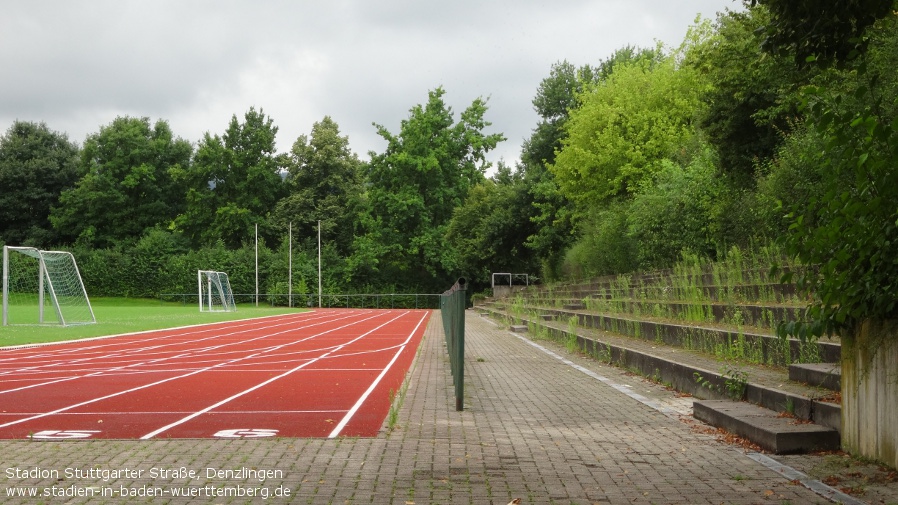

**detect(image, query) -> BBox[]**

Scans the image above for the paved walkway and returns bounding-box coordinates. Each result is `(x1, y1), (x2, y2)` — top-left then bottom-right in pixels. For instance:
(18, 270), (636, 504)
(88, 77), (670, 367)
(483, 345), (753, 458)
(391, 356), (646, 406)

(0, 311), (860, 504)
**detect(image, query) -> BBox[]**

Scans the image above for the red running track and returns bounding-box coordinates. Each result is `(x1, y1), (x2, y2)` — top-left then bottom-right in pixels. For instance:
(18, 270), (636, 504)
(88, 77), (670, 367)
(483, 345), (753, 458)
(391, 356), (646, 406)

(0, 309), (430, 440)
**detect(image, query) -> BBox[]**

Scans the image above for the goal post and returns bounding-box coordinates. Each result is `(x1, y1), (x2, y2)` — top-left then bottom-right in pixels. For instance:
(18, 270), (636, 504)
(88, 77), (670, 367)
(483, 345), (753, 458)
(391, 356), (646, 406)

(198, 270), (236, 312)
(2, 246), (96, 326)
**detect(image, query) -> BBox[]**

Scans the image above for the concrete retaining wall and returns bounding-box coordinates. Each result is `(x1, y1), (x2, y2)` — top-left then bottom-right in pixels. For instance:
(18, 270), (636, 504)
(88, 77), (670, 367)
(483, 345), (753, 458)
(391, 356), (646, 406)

(841, 322), (898, 469)
(493, 285), (528, 299)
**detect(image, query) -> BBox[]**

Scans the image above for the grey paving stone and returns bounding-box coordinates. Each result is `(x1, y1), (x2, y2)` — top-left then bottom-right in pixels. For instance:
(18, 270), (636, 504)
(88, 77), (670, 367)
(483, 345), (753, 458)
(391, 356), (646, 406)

(0, 312), (843, 504)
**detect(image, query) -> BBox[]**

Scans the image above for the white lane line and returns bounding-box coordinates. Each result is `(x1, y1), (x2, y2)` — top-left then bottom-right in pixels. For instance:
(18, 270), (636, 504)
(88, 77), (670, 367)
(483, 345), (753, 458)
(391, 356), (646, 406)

(140, 311), (411, 439)
(0, 311), (367, 395)
(0, 312), (338, 373)
(1, 410), (349, 416)
(0, 311), (388, 430)
(328, 311), (428, 438)
(0, 314), (307, 362)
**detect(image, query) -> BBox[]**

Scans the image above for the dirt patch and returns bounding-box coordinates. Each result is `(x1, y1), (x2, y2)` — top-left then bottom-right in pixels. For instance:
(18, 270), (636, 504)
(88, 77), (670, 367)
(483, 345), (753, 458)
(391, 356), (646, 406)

(774, 451), (898, 504)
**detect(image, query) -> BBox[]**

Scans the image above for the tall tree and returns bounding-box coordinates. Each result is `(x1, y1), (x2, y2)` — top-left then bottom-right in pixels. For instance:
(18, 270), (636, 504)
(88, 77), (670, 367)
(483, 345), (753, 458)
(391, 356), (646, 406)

(445, 164), (539, 286)
(0, 121), (80, 246)
(273, 116), (363, 256)
(51, 116), (191, 247)
(776, 12), (898, 338)
(359, 87), (504, 290)
(522, 50), (660, 279)
(175, 107), (287, 248)
(748, 0), (895, 67)
(690, 7), (811, 186)
(520, 61), (597, 279)
(550, 44), (709, 217)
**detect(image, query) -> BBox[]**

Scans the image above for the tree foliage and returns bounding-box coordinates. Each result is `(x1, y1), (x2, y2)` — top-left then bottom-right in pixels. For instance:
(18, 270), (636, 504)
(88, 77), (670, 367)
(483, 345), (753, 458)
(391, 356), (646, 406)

(175, 107), (287, 248)
(521, 50), (658, 279)
(445, 164), (539, 284)
(273, 116), (364, 256)
(550, 42), (709, 215)
(690, 8), (811, 186)
(521, 61), (600, 278)
(777, 13), (898, 339)
(361, 88), (504, 289)
(51, 116), (192, 248)
(749, 0), (896, 67)
(0, 121), (80, 247)
(626, 146), (726, 268)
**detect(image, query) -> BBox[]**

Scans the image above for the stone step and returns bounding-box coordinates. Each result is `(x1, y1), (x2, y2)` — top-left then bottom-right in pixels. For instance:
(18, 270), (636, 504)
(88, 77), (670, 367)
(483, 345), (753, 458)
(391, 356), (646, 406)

(550, 308), (841, 366)
(693, 400), (840, 454)
(789, 363), (841, 391)
(474, 304), (842, 435)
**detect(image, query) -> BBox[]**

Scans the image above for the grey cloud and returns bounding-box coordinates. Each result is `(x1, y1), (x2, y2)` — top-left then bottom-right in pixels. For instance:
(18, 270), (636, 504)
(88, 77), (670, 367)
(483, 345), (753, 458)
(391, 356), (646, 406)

(1, 0), (740, 163)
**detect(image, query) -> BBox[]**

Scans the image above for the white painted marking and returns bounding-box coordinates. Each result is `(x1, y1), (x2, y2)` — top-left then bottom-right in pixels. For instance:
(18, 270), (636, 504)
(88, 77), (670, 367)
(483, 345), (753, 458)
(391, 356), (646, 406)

(0, 311), (367, 396)
(0, 312), (387, 431)
(328, 311), (429, 438)
(30, 430), (100, 439)
(213, 428), (278, 438)
(139, 311), (409, 439)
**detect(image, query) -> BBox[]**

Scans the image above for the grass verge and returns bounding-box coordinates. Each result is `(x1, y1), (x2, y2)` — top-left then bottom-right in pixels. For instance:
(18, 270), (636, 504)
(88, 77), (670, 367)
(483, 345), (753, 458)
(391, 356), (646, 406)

(0, 297), (303, 346)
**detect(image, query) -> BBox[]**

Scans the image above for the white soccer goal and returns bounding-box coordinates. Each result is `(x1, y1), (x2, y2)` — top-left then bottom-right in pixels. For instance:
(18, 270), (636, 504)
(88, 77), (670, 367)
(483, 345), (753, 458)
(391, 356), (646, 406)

(198, 270), (236, 312)
(2, 246), (96, 326)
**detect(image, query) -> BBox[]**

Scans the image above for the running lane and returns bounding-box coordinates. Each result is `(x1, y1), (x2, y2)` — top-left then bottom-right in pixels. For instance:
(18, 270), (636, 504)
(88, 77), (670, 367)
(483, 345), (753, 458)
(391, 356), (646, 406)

(0, 309), (430, 440)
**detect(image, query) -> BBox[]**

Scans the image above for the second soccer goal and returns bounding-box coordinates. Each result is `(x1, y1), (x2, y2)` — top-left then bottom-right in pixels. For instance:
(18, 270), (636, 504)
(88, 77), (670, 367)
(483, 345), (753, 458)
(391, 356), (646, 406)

(198, 270), (236, 312)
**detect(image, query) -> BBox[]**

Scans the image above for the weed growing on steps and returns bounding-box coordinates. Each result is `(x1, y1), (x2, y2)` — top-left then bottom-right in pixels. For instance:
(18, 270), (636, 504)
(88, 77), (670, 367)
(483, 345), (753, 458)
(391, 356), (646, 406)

(565, 315), (579, 353)
(504, 243), (810, 369)
(510, 296), (525, 324)
(798, 338), (822, 364)
(784, 397), (796, 416)
(693, 363), (749, 401)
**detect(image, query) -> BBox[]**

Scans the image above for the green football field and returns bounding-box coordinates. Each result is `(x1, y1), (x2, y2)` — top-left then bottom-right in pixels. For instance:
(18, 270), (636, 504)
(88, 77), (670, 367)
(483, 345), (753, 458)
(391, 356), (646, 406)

(0, 297), (302, 347)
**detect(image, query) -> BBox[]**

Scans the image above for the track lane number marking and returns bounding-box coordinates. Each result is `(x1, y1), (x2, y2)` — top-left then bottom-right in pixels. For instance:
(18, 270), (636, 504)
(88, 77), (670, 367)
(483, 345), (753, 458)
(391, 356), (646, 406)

(30, 430), (101, 439)
(213, 428), (278, 438)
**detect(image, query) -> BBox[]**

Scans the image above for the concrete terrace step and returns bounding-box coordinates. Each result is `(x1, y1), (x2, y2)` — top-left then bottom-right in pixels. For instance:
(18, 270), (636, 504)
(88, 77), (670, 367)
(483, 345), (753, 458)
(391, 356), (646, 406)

(529, 281), (799, 305)
(693, 400), (840, 454)
(580, 298), (805, 331)
(490, 302), (841, 366)
(531, 265), (802, 295)
(789, 363), (841, 391)
(476, 305), (843, 435)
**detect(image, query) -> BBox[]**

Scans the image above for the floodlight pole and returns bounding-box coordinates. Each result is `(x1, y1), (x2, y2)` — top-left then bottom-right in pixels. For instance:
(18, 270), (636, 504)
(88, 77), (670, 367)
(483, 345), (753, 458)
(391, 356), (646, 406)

(2, 246), (8, 326)
(288, 222), (293, 308)
(318, 220), (322, 308)
(255, 223), (259, 307)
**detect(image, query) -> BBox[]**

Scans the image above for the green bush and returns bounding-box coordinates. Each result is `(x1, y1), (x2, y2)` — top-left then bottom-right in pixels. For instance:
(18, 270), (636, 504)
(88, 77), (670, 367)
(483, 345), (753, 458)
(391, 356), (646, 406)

(561, 200), (636, 278)
(626, 148), (725, 269)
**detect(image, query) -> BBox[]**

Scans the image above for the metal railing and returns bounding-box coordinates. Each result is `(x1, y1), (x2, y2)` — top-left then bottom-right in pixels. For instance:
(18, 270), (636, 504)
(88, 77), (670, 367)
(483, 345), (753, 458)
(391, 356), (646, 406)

(440, 278), (466, 411)
(160, 292), (442, 310)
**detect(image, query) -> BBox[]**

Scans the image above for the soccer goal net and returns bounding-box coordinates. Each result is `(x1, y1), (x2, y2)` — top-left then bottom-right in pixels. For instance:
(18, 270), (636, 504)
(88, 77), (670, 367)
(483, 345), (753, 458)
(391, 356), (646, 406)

(2, 246), (97, 326)
(198, 270), (236, 312)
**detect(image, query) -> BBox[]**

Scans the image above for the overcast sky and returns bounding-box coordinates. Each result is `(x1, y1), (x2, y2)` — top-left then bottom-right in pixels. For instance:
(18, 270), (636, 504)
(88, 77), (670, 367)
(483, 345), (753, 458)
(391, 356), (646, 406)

(1, 0), (740, 168)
